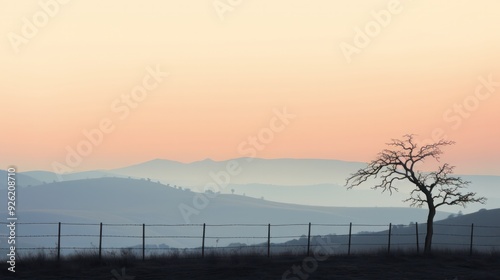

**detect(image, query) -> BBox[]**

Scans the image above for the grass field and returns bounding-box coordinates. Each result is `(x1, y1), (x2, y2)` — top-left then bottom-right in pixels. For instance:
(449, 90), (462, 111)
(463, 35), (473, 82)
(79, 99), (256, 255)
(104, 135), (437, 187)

(1, 250), (499, 279)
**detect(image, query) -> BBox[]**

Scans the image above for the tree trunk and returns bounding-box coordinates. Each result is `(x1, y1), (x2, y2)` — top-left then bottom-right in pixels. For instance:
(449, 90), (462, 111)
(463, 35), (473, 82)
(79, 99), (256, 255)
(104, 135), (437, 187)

(424, 205), (436, 255)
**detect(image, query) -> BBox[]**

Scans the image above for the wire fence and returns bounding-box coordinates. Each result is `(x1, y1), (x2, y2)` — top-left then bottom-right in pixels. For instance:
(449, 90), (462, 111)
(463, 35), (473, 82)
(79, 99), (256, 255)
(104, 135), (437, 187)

(1, 221), (500, 261)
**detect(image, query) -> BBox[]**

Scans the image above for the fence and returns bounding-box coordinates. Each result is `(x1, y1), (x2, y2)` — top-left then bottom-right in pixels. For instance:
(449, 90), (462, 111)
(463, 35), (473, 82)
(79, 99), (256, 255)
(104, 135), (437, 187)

(1, 222), (500, 261)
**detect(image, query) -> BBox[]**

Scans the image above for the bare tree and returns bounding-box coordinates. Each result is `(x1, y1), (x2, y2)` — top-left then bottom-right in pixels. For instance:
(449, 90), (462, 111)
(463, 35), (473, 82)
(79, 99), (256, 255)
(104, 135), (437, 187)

(345, 134), (486, 254)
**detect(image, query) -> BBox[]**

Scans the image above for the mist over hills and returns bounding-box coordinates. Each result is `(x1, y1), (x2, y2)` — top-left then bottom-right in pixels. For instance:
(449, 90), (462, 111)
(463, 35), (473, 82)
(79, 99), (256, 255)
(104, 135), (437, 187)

(0, 177), (456, 250)
(0, 170), (497, 253)
(0, 156), (496, 250)
(3, 177), (451, 225)
(16, 158), (366, 186)
(111, 157), (367, 186)
(0, 176), (498, 254)
(4, 158), (498, 213)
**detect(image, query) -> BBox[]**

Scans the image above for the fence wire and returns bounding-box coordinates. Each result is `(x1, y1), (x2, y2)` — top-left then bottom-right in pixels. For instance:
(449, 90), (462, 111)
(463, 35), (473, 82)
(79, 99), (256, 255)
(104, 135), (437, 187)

(1, 222), (499, 258)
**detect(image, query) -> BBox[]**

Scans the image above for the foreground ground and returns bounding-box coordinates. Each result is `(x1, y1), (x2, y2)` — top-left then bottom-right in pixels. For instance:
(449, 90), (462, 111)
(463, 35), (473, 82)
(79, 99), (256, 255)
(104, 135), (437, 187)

(1, 253), (499, 279)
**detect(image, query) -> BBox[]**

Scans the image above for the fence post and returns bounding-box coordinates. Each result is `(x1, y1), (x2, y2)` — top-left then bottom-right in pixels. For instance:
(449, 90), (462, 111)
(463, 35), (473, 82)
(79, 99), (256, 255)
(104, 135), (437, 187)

(57, 222), (61, 262)
(142, 223), (146, 261)
(267, 223), (271, 258)
(98, 222), (103, 262)
(415, 222), (419, 254)
(348, 222), (352, 256)
(307, 222), (311, 256)
(387, 223), (392, 254)
(469, 223), (474, 256)
(201, 223), (206, 258)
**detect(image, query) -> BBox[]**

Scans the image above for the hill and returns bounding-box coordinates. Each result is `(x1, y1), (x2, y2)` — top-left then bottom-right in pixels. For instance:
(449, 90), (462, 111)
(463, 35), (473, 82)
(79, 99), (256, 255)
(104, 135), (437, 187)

(0, 170), (42, 189)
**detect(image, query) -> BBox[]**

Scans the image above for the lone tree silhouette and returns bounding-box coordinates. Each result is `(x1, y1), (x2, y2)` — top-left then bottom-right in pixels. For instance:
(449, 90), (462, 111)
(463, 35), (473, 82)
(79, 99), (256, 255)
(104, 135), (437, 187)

(345, 134), (486, 254)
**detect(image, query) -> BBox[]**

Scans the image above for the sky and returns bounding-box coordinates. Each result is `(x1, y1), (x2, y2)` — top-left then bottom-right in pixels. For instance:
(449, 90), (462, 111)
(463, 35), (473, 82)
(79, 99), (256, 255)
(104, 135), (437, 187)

(1, 0), (499, 175)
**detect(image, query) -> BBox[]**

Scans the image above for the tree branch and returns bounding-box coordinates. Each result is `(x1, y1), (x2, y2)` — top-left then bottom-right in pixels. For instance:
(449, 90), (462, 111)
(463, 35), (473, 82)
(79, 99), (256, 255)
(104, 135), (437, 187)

(345, 134), (485, 211)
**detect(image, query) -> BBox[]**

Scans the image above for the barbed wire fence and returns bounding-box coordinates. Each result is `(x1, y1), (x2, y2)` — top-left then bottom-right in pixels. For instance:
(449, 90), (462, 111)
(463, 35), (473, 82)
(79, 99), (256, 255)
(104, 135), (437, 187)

(1, 222), (499, 262)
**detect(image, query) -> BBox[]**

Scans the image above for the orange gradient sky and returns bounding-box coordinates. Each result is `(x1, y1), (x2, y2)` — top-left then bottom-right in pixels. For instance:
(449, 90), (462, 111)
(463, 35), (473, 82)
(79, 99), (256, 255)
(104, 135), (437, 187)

(1, 0), (499, 174)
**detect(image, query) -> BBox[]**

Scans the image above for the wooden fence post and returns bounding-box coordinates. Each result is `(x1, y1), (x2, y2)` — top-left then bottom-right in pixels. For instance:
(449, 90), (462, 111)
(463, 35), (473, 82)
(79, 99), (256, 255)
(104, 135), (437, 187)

(307, 223), (311, 256)
(388, 223), (392, 254)
(415, 222), (419, 254)
(348, 222), (352, 256)
(201, 223), (206, 258)
(99, 222), (103, 262)
(142, 223), (146, 261)
(267, 223), (271, 258)
(57, 222), (61, 262)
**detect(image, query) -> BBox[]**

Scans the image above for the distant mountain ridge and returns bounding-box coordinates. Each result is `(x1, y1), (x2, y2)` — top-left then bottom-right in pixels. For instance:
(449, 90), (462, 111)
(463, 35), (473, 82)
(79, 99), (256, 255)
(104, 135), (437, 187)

(13, 158), (500, 187)
(4, 158), (365, 187)
(21, 170), (123, 183)
(0, 170), (42, 189)
(109, 157), (367, 186)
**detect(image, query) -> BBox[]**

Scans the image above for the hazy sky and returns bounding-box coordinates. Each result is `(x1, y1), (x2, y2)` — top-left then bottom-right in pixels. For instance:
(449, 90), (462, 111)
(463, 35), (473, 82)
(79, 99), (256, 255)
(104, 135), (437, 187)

(1, 0), (499, 175)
